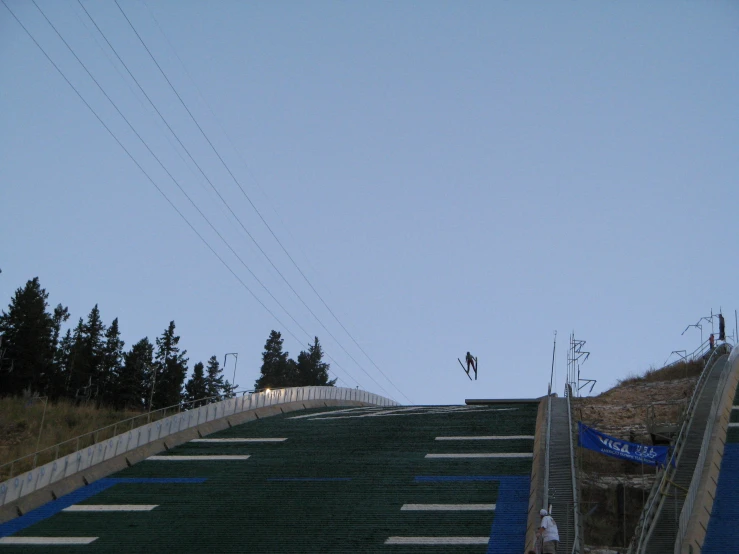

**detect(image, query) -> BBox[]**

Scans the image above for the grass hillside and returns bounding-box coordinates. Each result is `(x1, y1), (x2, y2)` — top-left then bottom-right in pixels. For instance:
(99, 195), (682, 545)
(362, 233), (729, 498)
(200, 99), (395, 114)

(0, 397), (149, 480)
(574, 357), (714, 551)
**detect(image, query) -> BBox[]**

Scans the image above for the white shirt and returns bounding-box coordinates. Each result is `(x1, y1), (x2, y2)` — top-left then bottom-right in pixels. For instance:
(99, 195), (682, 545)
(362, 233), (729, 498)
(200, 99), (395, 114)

(541, 515), (559, 542)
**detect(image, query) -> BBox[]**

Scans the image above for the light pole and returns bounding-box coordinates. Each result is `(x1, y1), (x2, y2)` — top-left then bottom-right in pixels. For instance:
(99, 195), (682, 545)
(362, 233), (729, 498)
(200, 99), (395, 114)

(224, 353), (238, 396)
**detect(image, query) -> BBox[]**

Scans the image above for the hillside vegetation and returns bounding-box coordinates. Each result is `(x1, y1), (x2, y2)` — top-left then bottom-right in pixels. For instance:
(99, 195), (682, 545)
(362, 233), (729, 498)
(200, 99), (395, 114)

(574, 357), (712, 552)
(0, 397), (149, 480)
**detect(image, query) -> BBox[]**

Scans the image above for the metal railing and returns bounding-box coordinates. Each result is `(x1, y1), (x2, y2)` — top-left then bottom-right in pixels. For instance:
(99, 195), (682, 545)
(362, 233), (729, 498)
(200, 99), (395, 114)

(629, 344), (731, 554)
(0, 386), (398, 508)
(566, 383), (581, 554)
(0, 391), (239, 481)
(543, 382), (552, 512)
(665, 335), (733, 369)
(674, 344), (734, 553)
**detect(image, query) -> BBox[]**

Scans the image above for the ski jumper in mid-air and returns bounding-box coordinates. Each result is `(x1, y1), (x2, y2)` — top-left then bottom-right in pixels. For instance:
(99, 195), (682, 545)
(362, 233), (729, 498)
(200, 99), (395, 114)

(465, 352), (477, 374)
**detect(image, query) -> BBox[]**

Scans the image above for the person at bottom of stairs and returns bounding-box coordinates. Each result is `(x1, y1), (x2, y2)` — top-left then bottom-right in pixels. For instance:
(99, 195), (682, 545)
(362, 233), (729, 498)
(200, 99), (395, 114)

(537, 509), (560, 553)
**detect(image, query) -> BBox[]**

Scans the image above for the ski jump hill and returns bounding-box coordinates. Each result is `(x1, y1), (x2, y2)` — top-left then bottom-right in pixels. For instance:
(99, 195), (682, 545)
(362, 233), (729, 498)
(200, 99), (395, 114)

(3, 345), (737, 553)
(0, 388), (542, 553)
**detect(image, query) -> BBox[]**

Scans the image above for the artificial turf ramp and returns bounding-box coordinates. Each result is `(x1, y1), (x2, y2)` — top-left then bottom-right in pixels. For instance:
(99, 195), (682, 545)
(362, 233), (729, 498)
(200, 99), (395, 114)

(0, 403), (538, 553)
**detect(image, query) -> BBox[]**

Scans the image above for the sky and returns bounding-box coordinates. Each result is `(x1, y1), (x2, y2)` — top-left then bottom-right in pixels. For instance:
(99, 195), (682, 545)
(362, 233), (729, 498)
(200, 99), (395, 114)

(1, 1), (737, 405)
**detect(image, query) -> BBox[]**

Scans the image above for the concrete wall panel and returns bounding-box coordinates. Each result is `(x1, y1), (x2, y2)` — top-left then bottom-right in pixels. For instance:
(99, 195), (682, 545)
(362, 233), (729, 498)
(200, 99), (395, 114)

(0, 387), (397, 515)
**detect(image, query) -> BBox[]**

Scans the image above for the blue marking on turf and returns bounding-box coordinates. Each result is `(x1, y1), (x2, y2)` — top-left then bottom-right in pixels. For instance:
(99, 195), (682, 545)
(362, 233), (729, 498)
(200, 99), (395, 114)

(267, 477), (352, 481)
(0, 477), (206, 538)
(485, 476), (529, 554)
(415, 475), (525, 482)
(413, 475), (530, 553)
(702, 443), (739, 553)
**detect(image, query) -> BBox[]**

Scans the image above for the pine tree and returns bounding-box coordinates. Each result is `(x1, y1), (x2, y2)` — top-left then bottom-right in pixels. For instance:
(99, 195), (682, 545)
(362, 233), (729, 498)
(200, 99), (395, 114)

(100, 318), (124, 405)
(65, 318), (86, 395)
(254, 330), (296, 390)
(295, 337), (336, 387)
(115, 337), (153, 410)
(53, 328), (74, 397)
(0, 278), (57, 396)
(150, 321), (188, 410)
(69, 305), (106, 401)
(184, 361), (208, 405)
(204, 355), (224, 398)
(51, 304), (70, 350)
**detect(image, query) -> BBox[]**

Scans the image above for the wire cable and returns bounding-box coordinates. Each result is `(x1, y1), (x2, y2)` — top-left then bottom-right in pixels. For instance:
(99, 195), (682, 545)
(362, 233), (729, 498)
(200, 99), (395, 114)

(138, 0), (411, 404)
(30, 0), (318, 346)
(77, 0), (375, 397)
(2, 0), (360, 391)
(114, 0), (412, 404)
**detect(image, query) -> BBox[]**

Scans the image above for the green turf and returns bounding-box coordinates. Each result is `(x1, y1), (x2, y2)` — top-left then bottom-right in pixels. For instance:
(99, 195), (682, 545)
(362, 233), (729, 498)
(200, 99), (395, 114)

(2, 404), (538, 553)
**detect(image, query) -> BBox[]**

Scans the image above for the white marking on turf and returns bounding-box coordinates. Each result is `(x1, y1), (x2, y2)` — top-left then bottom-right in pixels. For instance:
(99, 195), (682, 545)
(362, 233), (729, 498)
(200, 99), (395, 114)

(0, 537), (98, 545)
(401, 504), (495, 511)
(729, 422), (739, 427)
(288, 407), (381, 419)
(425, 453), (533, 458)
(146, 455), (250, 460)
(435, 435), (534, 440)
(308, 406), (518, 420)
(63, 505), (158, 512)
(190, 438), (287, 443)
(385, 537), (489, 545)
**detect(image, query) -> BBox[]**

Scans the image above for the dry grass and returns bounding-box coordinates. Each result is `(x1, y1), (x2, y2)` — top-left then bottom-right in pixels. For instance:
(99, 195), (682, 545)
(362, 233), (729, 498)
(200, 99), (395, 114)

(0, 397), (157, 480)
(615, 359), (704, 387)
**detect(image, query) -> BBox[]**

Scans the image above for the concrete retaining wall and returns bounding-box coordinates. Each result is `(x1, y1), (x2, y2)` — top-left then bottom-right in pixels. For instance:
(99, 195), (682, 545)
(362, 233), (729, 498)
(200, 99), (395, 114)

(525, 396), (548, 553)
(678, 346), (739, 554)
(0, 386), (396, 523)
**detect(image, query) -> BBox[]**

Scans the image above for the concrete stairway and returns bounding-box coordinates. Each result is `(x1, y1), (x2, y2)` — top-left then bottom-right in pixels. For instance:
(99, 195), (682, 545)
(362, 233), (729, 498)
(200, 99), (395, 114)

(548, 396), (578, 554)
(642, 355), (729, 553)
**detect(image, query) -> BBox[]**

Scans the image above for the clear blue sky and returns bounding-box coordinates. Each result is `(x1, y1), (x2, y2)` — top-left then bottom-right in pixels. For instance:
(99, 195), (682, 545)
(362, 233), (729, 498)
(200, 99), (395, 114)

(1, 1), (737, 404)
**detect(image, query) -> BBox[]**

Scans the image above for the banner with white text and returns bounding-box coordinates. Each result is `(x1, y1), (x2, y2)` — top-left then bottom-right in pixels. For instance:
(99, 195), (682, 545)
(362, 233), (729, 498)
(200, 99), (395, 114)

(577, 422), (670, 467)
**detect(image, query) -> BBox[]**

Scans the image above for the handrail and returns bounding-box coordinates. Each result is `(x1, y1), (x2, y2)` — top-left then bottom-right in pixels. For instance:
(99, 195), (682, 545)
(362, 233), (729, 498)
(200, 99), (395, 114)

(665, 336), (733, 370)
(0, 386), (399, 509)
(0, 390), (245, 480)
(543, 383), (552, 512)
(566, 383), (581, 554)
(674, 344), (733, 552)
(630, 344), (731, 553)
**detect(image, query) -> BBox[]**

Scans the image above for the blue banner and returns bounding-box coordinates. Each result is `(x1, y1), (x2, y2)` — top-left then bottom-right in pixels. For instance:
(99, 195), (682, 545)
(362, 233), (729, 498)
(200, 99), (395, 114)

(578, 422), (670, 467)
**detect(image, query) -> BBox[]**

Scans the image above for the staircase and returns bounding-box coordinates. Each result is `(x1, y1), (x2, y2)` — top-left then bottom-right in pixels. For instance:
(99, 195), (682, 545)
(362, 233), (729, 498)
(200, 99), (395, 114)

(642, 355), (729, 553)
(547, 395), (579, 554)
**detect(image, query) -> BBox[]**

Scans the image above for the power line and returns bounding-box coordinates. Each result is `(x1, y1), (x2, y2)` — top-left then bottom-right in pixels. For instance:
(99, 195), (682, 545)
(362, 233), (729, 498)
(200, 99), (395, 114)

(140, 0), (323, 279)
(78, 2), (392, 398)
(29, 0), (318, 345)
(114, 0), (413, 405)
(140, 1), (412, 405)
(141, 1), (411, 404)
(45, 0), (365, 392)
(2, 0), (360, 391)
(66, 0), (359, 391)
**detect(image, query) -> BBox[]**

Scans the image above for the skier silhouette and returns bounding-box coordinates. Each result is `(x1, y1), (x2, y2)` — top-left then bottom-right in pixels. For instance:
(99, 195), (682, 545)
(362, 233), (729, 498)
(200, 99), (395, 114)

(465, 352), (477, 375)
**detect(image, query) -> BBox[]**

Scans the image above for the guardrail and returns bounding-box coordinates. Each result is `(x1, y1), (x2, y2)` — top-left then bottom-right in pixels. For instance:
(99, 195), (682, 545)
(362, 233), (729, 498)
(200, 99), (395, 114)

(0, 392), (238, 481)
(0, 386), (397, 509)
(565, 383), (581, 554)
(674, 343), (736, 553)
(629, 343), (731, 554)
(543, 383), (552, 513)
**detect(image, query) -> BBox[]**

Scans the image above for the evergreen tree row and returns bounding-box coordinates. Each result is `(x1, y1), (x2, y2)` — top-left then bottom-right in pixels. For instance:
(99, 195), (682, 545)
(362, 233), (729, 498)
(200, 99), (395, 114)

(254, 330), (336, 390)
(0, 278), (232, 409)
(0, 278), (337, 409)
